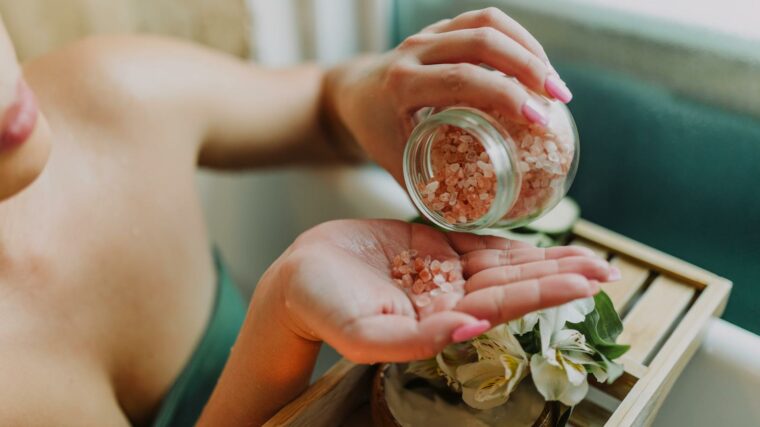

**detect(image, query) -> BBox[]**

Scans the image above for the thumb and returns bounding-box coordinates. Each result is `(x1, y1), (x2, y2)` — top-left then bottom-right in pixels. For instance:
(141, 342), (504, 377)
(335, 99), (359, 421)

(333, 311), (490, 364)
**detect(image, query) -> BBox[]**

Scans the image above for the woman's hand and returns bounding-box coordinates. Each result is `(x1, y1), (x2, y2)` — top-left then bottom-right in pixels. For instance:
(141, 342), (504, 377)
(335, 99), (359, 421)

(324, 7), (573, 182)
(201, 219), (616, 425)
(268, 219), (614, 363)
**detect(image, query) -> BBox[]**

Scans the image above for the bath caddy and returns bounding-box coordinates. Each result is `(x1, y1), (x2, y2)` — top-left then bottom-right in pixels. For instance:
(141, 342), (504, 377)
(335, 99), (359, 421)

(264, 220), (732, 427)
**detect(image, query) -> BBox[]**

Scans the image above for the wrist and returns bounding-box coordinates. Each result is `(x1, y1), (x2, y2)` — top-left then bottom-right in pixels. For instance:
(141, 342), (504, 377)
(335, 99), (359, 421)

(320, 61), (368, 162)
(255, 256), (321, 343)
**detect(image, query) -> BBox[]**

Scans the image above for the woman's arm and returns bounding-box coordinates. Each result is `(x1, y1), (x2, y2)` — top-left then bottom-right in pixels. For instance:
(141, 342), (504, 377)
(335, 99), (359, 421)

(45, 5), (573, 177)
(28, 34), (358, 170)
(197, 258), (321, 426)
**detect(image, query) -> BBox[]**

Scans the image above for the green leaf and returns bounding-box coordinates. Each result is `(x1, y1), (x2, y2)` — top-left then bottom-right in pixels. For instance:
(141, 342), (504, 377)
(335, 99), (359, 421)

(515, 330), (540, 355)
(595, 343), (630, 360)
(568, 291), (629, 361)
(592, 291), (624, 342)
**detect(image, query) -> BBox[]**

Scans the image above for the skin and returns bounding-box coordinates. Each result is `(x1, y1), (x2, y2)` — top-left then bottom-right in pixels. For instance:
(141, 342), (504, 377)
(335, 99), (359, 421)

(0, 8), (608, 426)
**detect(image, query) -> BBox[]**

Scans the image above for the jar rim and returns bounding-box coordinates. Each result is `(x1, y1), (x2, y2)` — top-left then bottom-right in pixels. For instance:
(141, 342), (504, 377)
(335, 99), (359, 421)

(403, 107), (521, 232)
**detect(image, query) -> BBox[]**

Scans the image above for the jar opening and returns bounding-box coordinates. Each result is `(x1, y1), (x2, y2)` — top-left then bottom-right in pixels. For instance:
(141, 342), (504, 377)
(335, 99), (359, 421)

(403, 108), (519, 232)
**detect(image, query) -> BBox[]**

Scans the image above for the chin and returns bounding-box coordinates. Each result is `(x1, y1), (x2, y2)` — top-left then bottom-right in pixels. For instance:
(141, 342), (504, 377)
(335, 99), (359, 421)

(0, 119), (52, 202)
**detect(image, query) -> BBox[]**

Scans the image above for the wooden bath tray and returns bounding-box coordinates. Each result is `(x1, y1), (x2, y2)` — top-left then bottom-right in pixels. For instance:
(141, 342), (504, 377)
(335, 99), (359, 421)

(265, 220), (732, 427)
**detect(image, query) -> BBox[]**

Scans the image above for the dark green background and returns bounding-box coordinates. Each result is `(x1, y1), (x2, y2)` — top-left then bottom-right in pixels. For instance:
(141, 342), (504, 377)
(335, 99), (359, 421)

(393, 1), (760, 334)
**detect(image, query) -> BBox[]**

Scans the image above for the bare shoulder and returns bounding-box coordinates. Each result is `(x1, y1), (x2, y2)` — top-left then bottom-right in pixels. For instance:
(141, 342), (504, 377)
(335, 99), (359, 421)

(0, 347), (130, 426)
(20, 35), (228, 151)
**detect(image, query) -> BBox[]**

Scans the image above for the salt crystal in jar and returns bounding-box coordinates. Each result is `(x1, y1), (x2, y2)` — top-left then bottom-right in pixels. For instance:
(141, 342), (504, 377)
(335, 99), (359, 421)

(403, 101), (579, 231)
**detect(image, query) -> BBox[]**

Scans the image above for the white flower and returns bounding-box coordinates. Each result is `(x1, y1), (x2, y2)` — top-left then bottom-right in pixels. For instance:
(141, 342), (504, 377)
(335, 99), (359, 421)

(530, 298), (596, 406)
(508, 311), (538, 335)
(455, 325), (529, 409)
(406, 358), (441, 382)
(508, 296), (593, 337)
(435, 342), (477, 392)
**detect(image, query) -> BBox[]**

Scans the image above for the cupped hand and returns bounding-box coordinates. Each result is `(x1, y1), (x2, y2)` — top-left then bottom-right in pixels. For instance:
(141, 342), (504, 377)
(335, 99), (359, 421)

(264, 219), (614, 364)
(324, 7), (572, 182)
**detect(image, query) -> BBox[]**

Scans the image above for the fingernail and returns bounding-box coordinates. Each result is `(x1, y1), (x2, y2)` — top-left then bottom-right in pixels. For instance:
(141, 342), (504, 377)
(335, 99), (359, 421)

(452, 320), (491, 343)
(545, 75), (573, 103)
(608, 266), (622, 282)
(521, 99), (548, 126)
(589, 280), (601, 294)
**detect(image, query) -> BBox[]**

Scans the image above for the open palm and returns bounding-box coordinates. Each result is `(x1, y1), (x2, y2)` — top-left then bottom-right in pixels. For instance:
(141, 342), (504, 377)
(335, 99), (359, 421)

(270, 219), (612, 363)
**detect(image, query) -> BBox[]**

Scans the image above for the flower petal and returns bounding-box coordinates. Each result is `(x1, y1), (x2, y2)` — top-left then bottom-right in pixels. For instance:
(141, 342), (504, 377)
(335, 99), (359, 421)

(462, 383), (510, 409)
(561, 356), (588, 386)
(531, 353), (589, 406)
(457, 359), (513, 409)
(406, 359), (440, 381)
(508, 312), (539, 335)
(553, 329), (593, 353)
(558, 297), (595, 324)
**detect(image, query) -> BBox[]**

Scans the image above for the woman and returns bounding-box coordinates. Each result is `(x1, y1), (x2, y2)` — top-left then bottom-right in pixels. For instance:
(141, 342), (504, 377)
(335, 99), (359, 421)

(0, 8), (615, 426)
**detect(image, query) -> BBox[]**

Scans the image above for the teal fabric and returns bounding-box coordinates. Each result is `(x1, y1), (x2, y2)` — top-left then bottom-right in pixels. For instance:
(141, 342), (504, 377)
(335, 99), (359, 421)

(558, 63), (760, 334)
(152, 251), (246, 427)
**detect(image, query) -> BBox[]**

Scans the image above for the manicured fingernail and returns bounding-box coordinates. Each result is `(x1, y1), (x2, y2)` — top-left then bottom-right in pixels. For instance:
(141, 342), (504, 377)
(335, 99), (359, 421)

(452, 320), (491, 343)
(521, 99), (548, 126)
(545, 75), (573, 103)
(608, 266), (622, 282)
(589, 280), (601, 294)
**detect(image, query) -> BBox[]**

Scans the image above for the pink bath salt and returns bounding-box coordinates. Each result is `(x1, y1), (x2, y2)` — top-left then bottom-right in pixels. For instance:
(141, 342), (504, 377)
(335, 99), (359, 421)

(412, 280), (426, 295)
(413, 257), (426, 272)
(418, 102), (575, 226)
(401, 273), (414, 287)
(390, 250), (463, 310)
(416, 127), (497, 224)
(414, 294), (432, 308)
(439, 282), (454, 293)
(447, 270), (462, 282)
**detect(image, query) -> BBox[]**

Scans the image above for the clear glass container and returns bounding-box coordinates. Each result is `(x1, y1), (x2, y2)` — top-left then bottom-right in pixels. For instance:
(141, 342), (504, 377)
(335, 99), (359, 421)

(403, 103), (579, 232)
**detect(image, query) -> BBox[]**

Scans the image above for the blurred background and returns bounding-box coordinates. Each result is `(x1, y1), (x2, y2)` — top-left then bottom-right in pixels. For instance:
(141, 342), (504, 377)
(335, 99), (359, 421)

(1, 0), (758, 380)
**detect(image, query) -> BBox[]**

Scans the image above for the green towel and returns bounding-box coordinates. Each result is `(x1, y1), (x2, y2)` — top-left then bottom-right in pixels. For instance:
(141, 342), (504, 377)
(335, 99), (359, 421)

(152, 250), (247, 427)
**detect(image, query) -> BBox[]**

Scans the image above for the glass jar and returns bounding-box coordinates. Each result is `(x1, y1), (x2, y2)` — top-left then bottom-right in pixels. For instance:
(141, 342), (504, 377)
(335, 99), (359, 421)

(403, 102), (579, 232)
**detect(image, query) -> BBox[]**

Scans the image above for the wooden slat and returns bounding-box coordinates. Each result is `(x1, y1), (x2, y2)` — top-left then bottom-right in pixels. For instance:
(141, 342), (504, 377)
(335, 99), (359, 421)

(265, 361), (373, 427)
(571, 238), (609, 258)
(570, 399), (611, 427)
(603, 257), (650, 313)
(586, 357), (646, 410)
(573, 220), (717, 288)
(618, 276), (696, 364)
(608, 278), (731, 426)
(619, 356), (648, 380)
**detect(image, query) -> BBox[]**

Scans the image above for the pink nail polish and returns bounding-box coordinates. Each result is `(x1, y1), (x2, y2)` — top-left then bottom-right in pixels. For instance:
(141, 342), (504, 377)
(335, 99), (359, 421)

(608, 266), (622, 281)
(521, 99), (548, 126)
(545, 75), (573, 103)
(452, 320), (491, 343)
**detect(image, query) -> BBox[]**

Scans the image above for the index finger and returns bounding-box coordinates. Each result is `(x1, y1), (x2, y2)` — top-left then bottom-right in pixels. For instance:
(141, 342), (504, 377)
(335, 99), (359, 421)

(455, 273), (599, 325)
(447, 232), (534, 254)
(426, 7), (550, 66)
